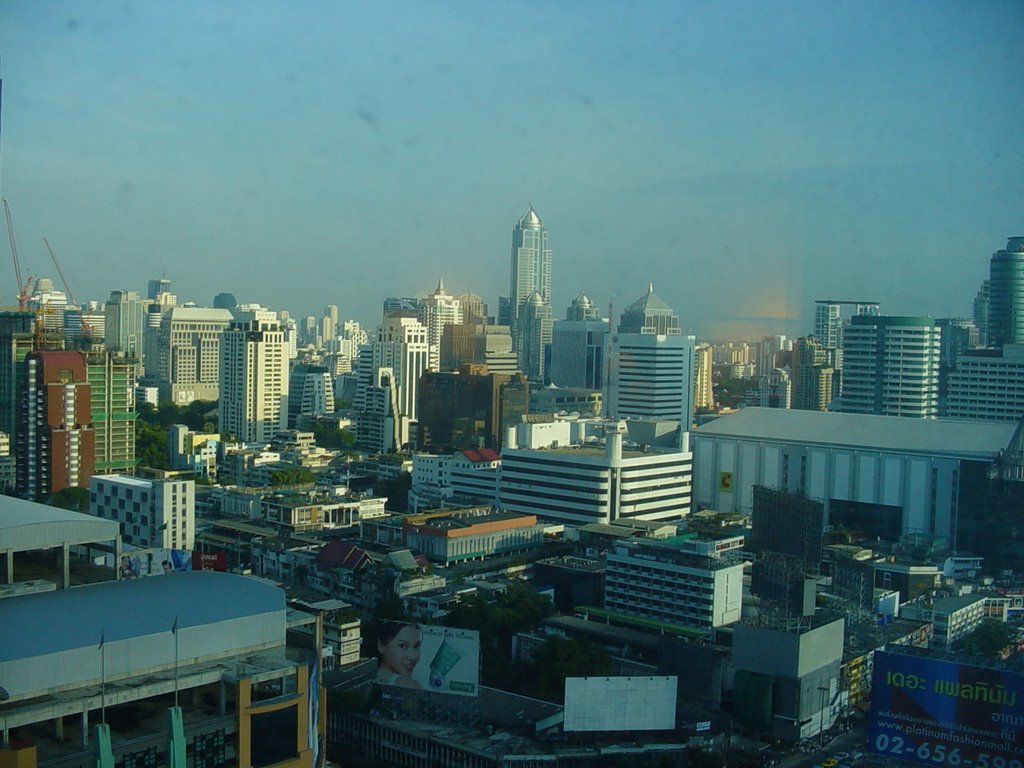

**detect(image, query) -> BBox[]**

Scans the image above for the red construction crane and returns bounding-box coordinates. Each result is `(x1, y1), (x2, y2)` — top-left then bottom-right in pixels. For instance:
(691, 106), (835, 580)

(2, 196), (35, 308)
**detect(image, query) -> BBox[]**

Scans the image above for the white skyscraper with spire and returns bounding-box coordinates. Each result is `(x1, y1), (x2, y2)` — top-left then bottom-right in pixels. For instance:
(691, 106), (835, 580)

(419, 278), (462, 372)
(501, 204), (553, 382)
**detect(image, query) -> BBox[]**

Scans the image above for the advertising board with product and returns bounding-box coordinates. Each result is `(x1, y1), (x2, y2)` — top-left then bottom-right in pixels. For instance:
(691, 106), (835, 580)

(375, 622), (480, 697)
(870, 651), (1024, 768)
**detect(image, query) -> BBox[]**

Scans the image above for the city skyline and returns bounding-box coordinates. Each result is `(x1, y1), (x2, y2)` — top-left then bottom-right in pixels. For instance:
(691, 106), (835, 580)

(0, 1), (1021, 337)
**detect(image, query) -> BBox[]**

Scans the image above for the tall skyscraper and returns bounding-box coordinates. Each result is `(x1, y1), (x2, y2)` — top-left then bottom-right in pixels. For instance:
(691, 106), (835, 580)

(502, 205), (553, 382)
(988, 237), (1024, 347)
(0, 309), (37, 444)
(693, 343), (714, 413)
(103, 290), (144, 360)
(605, 284), (696, 427)
(759, 368), (792, 409)
(218, 308), (289, 443)
(838, 315), (940, 418)
(156, 307), (234, 404)
(549, 292), (607, 389)
(518, 291), (553, 383)
(790, 336), (834, 411)
(287, 364), (335, 428)
(419, 278), (463, 372)
(17, 350), (95, 500)
(458, 293), (488, 325)
(87, 351), (137, 474)
(973, 280), (991, 347)
(356, 315), (429, 450)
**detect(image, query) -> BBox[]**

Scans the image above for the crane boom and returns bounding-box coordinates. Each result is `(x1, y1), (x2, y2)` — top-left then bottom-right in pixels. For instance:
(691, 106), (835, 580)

(43, 236), (91, 344)
(2, 196), (27, 306)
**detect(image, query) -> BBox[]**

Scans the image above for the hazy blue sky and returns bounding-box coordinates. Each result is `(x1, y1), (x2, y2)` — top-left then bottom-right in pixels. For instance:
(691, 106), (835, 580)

(1, 1), (1021, 338)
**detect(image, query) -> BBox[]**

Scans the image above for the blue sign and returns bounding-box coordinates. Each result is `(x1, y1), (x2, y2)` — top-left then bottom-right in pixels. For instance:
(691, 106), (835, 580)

(870, 652), (1024, 768)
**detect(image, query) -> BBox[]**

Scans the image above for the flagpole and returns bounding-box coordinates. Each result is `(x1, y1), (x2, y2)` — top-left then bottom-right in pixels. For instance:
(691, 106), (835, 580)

(173, 615), (179, 708)
(100, 629), (106, 724)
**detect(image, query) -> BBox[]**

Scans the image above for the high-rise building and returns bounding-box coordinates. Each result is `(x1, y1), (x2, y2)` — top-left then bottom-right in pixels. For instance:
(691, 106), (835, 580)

(219, 308), (289, 443)
(439, 323), (518, 375)
(0, 309), (37, 445)
(693, 343), (714, 413)
(17, 351), (95, 500)
(790, 336), (834, 411)
(155, 307), (234, 404)
(104, 290), (144, 360)
(759, 368), (792, 409)
(287, 364), (335, 428)
(549, 294), (607, 389)
(517, 291), (553, 382)
(356, 315), (428, 449)
(87, 351), (137, 474)
(988, 236), (1024, 347)
(419, 278), (463, 372)
(605, 285), (696, 427)
(212, 292), (238, 311)
(838, 315), (941, 418)
(973, 280), (991, 348)
(502, 205), (553, 383)
(946, 345), (1024, 422)
(416, 365), (529, 452)
(458, 292), (488, 325)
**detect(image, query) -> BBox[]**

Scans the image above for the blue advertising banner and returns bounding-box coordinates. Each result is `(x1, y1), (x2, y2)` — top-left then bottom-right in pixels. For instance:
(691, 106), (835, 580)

(870, 651), (1024, 768)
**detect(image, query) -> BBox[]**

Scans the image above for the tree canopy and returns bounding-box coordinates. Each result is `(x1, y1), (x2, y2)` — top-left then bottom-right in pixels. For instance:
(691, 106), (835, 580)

(954, 619), (1018, 658)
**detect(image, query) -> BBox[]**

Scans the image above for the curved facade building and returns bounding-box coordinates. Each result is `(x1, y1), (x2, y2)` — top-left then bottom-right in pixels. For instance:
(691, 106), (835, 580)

(989, 236), (1024, 347)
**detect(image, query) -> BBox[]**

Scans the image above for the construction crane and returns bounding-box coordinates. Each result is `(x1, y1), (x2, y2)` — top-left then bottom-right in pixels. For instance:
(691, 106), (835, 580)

(2, 196), (35, 308)
(43, 236), (93, 345)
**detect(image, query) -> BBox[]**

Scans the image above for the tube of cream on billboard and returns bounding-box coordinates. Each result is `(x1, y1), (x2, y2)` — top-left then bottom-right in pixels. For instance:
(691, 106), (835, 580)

(428, 639), (462, 689)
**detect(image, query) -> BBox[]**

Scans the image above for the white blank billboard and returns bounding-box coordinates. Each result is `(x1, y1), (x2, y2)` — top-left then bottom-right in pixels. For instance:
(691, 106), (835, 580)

(563, 676), (677, 732)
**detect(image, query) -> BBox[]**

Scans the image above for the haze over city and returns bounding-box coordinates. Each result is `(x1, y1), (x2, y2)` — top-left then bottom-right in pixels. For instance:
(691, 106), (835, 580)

(0, 1), (1021, 336)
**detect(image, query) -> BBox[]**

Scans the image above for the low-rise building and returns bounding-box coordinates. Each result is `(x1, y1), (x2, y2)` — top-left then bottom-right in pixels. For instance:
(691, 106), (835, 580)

(89, 473), (195, 551)
(403, 507), (546, 565)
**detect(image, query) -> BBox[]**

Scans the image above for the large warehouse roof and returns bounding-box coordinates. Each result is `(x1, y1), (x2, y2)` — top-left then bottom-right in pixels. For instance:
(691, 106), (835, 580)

(0, 497), (121, 552)
(0, 571), (286, 662)
(693, 407), (1017, 459)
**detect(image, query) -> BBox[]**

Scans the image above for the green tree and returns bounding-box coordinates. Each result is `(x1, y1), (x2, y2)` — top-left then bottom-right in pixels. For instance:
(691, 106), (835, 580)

(51, 486), (90, 512)
(527, 635), (613, 702)
(955, 619), (1018, 658)
(374, 473), (412, 512)
(135, 419), (171, 469)
(269, 467), (316, 486)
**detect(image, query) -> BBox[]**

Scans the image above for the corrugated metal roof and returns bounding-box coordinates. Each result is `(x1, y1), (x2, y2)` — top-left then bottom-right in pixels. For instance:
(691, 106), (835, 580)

(0, 498), (121, 552)
(0, 571), (284, 662)
(693, 407), (1015, 459)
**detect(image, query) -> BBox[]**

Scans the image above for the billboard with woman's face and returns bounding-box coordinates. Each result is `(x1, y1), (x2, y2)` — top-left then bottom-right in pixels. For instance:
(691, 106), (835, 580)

(375, 622), (480, 697)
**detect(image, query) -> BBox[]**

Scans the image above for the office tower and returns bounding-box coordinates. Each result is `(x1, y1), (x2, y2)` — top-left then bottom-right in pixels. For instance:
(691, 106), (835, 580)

(356, 316), (428, 449)
(790, 336), (834, 411)
(693, 343), (714, 413)
(813, 300), (880, 379)
(87, 351), (137, 474)
(287, 364), (335, 428)
(973, 280), (991, 348)
(502, 205), (553, 382)
(839, 315), (940, 418)
(28, 278), (68, 347)
(605, 284), (696, 427)
(382, 296), (422, 319)
(759, 368), (792, 409)
(518, 291), (553, 382)
(0, 309), (37, 443)
(357, 367), (401, 453)
(419, 278), (463, 371)
(156, 307), (234, 404)
(565, 291), (601, 321)
(458, 292), (488, 325)
(549, 292), (607, 389)
(103, 290), (144, 359)
(147, 277), (172, 301)
(946, 345), (1024, 422)
(213, 292), (238, 311)
(756, 335), (789, 376)
(219, 308), (289, 443)
(16, 351), (95, 500)
(988, 237), (1024, 347)
(416, 365), (529, 451)
(439, 323), (518, 375)
(936, 317), (980, 404)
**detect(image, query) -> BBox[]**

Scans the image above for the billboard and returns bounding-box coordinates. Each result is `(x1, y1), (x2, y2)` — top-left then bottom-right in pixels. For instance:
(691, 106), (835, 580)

(375, 623), (480, 697)
(870, 651), (1024, 768)
(563, 676), (678, 732)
